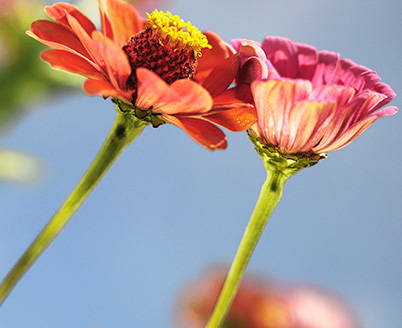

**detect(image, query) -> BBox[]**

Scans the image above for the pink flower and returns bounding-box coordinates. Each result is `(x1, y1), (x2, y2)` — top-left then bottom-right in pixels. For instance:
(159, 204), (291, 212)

(232, 37), (397, 155)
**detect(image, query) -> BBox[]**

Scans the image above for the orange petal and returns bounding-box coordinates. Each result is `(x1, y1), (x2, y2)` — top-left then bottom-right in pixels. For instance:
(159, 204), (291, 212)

(136, 68), (213, 115)
(98, 0), (113, 40)
(136, 68), (171, 110)
(196, 31), (232, 82)
(106, 0), (144, 47)
(163, 115), (227, 150)
(91, 31), (131, 90)
(212, 84), (254, 109)
(83, 79), (133, 103)
(27, 20), (90, 58)
(201, 54), (240, 97)
(204, 106), (257, 132)
(157, 80), (213, 115)
(41, 49), (103, 80)
(45, 3), (96, 35)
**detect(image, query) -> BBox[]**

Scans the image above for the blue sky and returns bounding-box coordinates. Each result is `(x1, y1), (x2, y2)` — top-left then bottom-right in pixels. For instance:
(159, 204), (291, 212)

(1, 0), (401, 327)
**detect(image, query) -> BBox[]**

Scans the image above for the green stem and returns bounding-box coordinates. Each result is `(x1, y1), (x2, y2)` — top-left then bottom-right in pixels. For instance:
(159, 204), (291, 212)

(0, 111), (147, 306)
(205, 168), (288, 328)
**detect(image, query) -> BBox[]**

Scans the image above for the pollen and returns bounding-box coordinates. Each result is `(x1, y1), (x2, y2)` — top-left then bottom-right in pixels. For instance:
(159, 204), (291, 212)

(145, 10), (211, 56)
(122, 10), (212, 104)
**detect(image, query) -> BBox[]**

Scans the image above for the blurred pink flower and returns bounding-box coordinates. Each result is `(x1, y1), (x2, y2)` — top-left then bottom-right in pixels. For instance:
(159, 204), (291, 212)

(232, 37), (397, 155)
(176, 268), (358, 328)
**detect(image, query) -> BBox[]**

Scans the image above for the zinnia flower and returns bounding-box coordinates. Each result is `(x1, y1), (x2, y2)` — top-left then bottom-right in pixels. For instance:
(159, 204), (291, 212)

(177, 268), (358, 328)
(27, 0), (256, 150)
(232, 36), (397, 155)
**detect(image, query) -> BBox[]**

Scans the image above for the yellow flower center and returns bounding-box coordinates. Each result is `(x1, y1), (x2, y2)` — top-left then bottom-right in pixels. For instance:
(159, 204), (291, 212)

(145, 10), (211, 56)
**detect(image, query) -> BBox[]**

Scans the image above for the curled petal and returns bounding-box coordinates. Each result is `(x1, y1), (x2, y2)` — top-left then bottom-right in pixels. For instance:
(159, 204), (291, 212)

(197, 31), (233, 82)
(201, 54), (240, 97)
(162, 116), (227, 150)
(45, 3), (96, 35)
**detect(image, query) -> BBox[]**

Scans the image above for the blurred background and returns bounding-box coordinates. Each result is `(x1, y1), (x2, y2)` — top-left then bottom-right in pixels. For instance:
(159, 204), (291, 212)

(1, 0), (401, 327)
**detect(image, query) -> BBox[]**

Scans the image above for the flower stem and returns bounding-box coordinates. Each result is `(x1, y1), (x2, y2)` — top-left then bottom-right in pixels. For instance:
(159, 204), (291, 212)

(0, 111), (147, 306)
(205, 168), (288, 328)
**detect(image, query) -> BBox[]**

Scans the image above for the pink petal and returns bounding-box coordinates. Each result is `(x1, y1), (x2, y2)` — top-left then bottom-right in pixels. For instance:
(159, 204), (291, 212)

(295, 42), (318, 80)
(251, 79), (312, 146)
(314, 116), (377, 153)
(45, 3), (97, 35)
(261, 36), (299, 78)
(40, 49), (104, 80)
(311, 50), (339, 88)
(162, 115), (227, 150)
(284, 101), (335, 153)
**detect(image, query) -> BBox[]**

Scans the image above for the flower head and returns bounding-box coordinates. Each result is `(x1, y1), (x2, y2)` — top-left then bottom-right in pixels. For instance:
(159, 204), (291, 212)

(233, 37), (397, 158)
(27, 0), (256, 150)
(176, 268), (358, 328)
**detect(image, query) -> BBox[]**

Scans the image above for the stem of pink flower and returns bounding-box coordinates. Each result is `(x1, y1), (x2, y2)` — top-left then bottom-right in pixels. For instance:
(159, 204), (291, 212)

(205, 168), (288, 328)
(0, 110), (148, 307)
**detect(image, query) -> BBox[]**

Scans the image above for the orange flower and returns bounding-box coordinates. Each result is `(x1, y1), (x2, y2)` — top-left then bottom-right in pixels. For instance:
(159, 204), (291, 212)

(27, 0), (256, 150)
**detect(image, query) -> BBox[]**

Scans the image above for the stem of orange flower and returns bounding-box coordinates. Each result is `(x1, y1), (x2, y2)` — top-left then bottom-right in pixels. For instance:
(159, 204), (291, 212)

(0, 110), (148, 307)
(205, 168), (287, 328)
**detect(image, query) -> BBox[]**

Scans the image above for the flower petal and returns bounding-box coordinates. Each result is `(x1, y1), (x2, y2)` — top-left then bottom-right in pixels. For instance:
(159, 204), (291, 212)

(251, 79), (311, 146)
(41, 50), (103, 80)
(311, 50), (339, 87)
(136, 68), (171, 110)
(105, 0), (144, 47)
(314, 116), (377, 153)
(83, 79), (133, 103)
(45, 3), (96, 35)
(91, 31), (131, 90)
(261, 36), (299, 78)
(27, 20), (90, 58)
(196, 31), (232, 82)
(136, 68), (213, 115)
(201, 54), (240, 97)
(98, 0), (113, 40)
(284, 101), (335, 153)
(162, 115), (227, 150)
(205, 106), (256, 132)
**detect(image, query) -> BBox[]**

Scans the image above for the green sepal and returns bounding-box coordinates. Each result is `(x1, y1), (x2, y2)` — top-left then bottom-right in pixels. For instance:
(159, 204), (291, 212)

(248, 131), (327, 178)
(112, 98), (166, 128)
